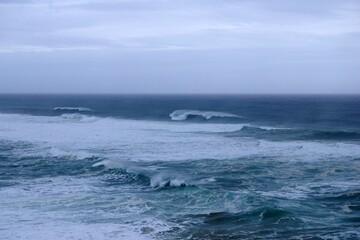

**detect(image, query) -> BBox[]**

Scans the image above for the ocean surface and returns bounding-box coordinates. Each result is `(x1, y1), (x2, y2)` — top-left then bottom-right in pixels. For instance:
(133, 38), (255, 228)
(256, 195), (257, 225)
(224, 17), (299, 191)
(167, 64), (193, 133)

(0, 94), (359, 240)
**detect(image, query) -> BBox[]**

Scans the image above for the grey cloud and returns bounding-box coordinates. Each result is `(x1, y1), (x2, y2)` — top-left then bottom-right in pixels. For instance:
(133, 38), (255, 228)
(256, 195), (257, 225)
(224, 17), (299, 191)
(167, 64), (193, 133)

(0, 0), (359, 93)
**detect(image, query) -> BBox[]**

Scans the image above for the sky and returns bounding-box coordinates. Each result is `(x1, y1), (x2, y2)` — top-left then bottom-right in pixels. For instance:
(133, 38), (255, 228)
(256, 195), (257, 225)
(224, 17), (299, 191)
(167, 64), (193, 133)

(0, 0), (359, 94)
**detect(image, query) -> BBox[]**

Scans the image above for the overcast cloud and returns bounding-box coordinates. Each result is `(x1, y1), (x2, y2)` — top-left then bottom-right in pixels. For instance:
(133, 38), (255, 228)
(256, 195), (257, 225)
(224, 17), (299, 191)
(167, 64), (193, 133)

(0, 0), (359, 93)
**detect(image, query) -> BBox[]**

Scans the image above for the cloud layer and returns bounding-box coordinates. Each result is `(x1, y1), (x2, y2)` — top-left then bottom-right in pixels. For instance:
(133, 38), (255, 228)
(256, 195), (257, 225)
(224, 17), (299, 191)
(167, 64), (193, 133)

(0, 0), (359, 93)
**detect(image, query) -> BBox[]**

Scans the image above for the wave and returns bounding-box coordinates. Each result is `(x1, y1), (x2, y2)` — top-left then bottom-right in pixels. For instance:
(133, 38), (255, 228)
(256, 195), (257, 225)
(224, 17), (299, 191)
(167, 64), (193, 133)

(92, 160), (111, 167)
(92, 160), (189, 189)
(325, 190), (360, 201)
(59, 113), (98, 122)
(150, 174), (187, 188)
(227, 126), (360, 141)
(202, 207), (295, 226)
(54, 107), (93, 112)
(311, 131), (360, 140)
(170, 109), (241, 121)
(48, 147), (96, 160)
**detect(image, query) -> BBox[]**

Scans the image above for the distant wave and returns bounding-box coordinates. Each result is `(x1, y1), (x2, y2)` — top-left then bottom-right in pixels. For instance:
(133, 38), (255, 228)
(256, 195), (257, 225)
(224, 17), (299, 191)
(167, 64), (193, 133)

(227, 126), (360, 141)
(59, 113), (98, 122)
(170, 109), (241, 121)
(54, 107), (93, 112)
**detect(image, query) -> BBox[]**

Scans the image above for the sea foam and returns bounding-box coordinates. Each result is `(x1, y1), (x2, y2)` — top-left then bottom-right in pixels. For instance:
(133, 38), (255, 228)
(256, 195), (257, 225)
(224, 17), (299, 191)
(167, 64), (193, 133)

(150, 174), (187, 188)
(54, 107), (93, 112)
(59, 113), (98, 122)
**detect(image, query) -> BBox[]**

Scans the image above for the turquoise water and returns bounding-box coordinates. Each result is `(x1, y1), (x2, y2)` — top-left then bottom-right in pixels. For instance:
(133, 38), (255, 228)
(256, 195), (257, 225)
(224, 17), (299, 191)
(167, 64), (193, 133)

(0, 95), (359, 239)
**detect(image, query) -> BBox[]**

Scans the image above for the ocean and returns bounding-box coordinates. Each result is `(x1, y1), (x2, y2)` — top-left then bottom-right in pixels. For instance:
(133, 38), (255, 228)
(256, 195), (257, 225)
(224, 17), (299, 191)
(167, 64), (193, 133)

(0, 94), (359, 240)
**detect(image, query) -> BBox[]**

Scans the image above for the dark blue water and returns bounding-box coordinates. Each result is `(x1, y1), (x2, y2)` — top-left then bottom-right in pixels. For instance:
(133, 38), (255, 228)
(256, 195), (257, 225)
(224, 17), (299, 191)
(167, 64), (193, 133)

(0, 94), (359, 239)
(1, 94), (360, 129)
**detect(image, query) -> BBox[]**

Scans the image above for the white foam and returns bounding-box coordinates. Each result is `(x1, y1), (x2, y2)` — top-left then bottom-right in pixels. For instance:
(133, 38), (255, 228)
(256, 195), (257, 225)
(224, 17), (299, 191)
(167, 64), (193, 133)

(92, 160), (111, 167)
(54, 107), (93, 112)
(48, 147), (95, 160)
(0, 221), (152, 240)
(341, 204), (352, 213)
(150, 174), (187, 188)
(1, 111), (359, 239)
(60, 113), (99, 122)
(204, 177), (216, 182)
(0, 113), (359, 163)
(0, 176), (165, 240)
(169, 109), (241, 121)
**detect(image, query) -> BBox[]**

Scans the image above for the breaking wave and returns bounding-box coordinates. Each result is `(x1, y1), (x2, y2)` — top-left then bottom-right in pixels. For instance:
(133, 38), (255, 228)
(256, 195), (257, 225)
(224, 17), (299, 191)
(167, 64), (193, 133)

(150, 174), (188, 188)
(54, 107), (93, 112)
(170, 109), (241, 121)
(92, 160), (189, 189)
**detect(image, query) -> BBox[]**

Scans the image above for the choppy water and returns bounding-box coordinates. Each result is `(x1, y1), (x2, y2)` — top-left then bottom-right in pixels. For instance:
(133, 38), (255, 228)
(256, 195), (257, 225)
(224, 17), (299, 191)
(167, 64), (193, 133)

(0, 94), (359, 240)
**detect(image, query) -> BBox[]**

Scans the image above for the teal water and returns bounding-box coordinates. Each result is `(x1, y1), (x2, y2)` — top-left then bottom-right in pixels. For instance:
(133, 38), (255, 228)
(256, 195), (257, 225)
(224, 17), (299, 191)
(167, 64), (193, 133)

(0, 95), (359, 239)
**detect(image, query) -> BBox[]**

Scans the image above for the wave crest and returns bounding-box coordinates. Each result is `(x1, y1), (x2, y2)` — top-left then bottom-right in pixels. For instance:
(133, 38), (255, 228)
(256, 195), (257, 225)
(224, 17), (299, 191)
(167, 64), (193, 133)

(169, 109), (241, 121)
(91, 161), (189, 189)
(150, 174), (187, 188)
(54, 107), (93, 112)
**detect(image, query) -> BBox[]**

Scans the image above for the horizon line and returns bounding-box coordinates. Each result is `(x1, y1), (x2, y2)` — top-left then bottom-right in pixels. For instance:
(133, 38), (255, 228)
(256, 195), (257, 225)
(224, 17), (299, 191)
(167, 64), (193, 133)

(0, 93), (360, 96)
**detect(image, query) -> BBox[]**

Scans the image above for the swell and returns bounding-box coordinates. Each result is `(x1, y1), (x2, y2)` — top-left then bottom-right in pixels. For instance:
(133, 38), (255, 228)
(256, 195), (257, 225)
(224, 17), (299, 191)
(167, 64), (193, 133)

(0, 106), (93, 117)
(323, 190), (360, 202)
(3, 107), (242, 123)
(169, 109), (242, 121)
(0, 155), (100, 180)
(0, 140), (100, 180)
(179, 206), (303, 240)
(201, 207), (295, 225)
(226, 126), (360, 141)
(54, 106), (93, 112)
(0, 140), (189, 190)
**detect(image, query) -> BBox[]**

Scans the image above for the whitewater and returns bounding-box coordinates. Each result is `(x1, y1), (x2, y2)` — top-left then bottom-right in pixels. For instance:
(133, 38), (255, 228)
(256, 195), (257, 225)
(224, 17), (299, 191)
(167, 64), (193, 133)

(0, 94), (360, 240)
